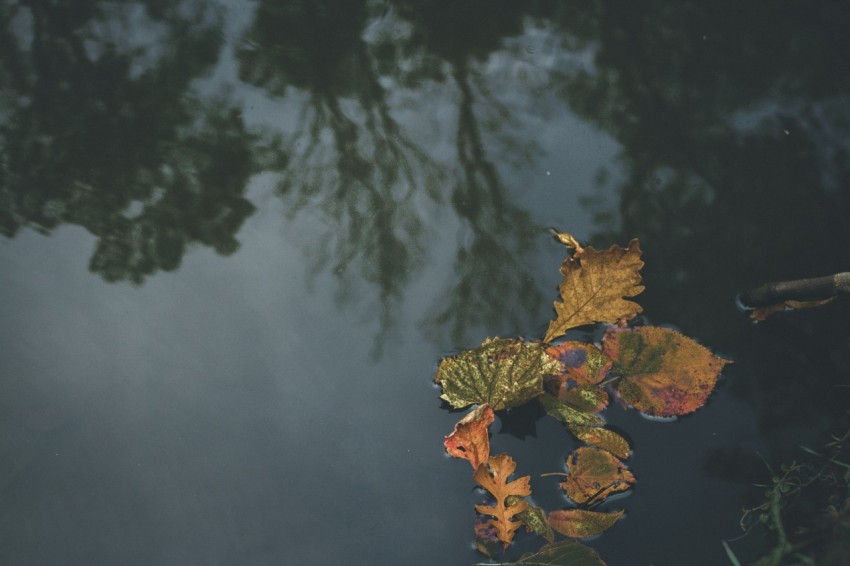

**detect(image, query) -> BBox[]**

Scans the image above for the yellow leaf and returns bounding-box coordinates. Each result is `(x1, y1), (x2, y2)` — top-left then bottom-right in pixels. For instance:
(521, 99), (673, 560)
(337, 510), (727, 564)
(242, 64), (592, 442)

(474, 454), (532, 547)
(568, 425), (631, 460)
(545, 231), (644, 343)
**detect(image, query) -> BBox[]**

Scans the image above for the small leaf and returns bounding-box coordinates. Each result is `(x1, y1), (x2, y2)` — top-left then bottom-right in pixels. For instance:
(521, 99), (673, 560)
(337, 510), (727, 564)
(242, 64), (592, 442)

(548, 509), (624, 539)
(602, 326), (730, 417)
(545, 342), (612, 413)
(513, 540), (607, 565)
(507, 496), (554, 543)
(474, 454), (533, 547)
(474, 514), (502, 558)
(538, 393), (605, 428)
(751, 297), (835, 321)
(568, 426), (631, 460)
(435, 338), (562, 411)
(444, 404), (495, 469)
(559, 447), (635, 504)
(544, 232), (644, 342)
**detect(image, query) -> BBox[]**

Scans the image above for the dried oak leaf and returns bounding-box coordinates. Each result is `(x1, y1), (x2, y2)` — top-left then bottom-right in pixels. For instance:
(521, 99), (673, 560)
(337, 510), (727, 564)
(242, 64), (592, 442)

(474, 454), (532, 547)
(545, 342), (612, 413)
(602, 326), (730, 417)
(445, 404), (495, 469)
(435, 338), (561, 411)
(511, 540), (607, 565)
(559, 447), (635, 504)
(544, 230), (644, 343)
(548, 509), (624, 539)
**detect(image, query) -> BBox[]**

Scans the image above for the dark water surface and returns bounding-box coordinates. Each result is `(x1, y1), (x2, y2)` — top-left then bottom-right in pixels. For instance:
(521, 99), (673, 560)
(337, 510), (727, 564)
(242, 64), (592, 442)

(2, 2), (850, 565)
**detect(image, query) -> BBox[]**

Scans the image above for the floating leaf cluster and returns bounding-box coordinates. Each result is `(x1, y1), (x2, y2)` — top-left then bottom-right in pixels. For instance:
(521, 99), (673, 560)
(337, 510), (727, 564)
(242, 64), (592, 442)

(434, 229), (730, 564)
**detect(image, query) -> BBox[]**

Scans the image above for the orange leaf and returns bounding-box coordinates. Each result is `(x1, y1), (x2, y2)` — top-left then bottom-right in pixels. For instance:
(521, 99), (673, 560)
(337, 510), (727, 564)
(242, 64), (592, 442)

(559, 447), (635, 504)
(603, 326), (730, 417)
(548, 509), (624, 539)
(544, 231), (644, 343)
(444, 404), (495, 469)
(474, 454), (532, 547)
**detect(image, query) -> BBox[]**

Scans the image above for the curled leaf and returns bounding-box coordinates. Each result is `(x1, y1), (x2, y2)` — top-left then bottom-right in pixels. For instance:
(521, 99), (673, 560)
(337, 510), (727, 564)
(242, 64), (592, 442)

(435, 338), (561, 411)
(545, 231), (644, 342)
(444, 404), (495, 469)
(548, 509), (624, 539)
(474, 454), (533, 547)
(559, 447), (635, 504)
(603, 326), (730, 417)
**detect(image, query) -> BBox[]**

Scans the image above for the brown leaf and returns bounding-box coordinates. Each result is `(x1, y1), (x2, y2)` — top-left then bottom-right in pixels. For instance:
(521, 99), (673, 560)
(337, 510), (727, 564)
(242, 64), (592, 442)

(548, 509), (624, 539)
(444, 404), (495, 469)
(751, 297), (835, 321)
(568, 425), (631, 460)
(559, 447), (635, 504)
(545, 231), (644, 342)
(474, 454), (532, 547)
(603, 326), (730, 417)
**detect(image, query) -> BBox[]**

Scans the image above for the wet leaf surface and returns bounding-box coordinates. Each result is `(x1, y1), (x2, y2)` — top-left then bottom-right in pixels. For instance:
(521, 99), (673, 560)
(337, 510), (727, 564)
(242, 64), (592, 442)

(435, 338), (561, 411)
(538, 393), (605, 429)
(559, 447), (635, 504)
(444, 404), (495, 469)
(544, 231), (644, 342)
(603, 326), (730, 417)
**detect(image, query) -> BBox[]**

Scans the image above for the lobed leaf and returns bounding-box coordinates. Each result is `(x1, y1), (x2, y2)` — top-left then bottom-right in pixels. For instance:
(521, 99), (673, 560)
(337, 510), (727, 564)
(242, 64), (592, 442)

(435, 338), (561, 411)
(474, 454), (533, 547)
(544, 231), (644, 343)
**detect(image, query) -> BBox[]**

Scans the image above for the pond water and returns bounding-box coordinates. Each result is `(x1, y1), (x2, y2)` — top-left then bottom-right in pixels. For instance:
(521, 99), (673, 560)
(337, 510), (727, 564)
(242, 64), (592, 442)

(2, 2), (850, 565)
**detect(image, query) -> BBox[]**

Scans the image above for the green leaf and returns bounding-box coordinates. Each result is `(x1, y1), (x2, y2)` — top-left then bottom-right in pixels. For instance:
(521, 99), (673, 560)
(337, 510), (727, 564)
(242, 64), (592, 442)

(435, 338), (561, 411)
(538, 393), (605, 428)
(507, 496), (554, 543)
(548, 509), (624, 539)
(474, 540), (607, 565)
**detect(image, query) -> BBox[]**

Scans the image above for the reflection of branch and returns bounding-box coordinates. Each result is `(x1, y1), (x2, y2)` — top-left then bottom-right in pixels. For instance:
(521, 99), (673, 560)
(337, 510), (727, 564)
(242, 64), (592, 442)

(738, 273), (850, 308)
(426, 61), (541, 345)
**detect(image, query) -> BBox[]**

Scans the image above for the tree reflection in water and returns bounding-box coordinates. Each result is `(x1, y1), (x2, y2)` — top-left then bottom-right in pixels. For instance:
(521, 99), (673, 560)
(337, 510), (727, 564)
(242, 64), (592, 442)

(0, 1), (262, 283)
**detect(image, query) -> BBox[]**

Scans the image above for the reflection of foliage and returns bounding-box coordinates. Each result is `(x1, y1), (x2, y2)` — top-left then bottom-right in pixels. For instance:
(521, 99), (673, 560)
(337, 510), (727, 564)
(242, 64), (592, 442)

(731, 430), (850, 566)
(0, 0), (259, 283)
(543, 3), (850, 472)
(237, 0), (550, 352)
(435, 231), (728, 561)
(238, 0), (446, 354)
